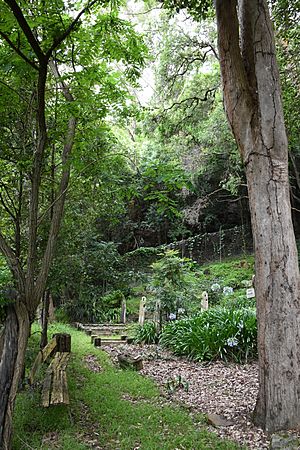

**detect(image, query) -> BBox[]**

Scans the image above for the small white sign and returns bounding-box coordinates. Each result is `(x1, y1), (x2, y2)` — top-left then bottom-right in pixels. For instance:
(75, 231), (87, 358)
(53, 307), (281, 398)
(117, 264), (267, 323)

(246, 288), (255, 299)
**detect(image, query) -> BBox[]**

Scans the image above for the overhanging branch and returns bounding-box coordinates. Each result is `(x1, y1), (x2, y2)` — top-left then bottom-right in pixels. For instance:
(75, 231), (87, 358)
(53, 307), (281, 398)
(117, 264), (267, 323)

(158, 86), (218, 115)
(45, 0), (100, 58)
(0, 30), (38, 70)
(4, 0), (45, 62)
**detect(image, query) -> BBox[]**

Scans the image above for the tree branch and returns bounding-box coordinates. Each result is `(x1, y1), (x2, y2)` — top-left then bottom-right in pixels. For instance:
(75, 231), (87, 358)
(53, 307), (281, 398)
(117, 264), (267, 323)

(36, 62), (76, 300)
(36, 116), (76, 300)
(0, 79), (33, 104)
(4, 0), (45, 62)
(26, 64), (48, 295)
(49, 60), (74, 102)
(0, 182), (18, 214)
(37, 187), (68, 226)
(0, 192), (16, 221)
(0, 30), (38, 70)
(45, 0), (100, 58)
(159, 87), (218, 114)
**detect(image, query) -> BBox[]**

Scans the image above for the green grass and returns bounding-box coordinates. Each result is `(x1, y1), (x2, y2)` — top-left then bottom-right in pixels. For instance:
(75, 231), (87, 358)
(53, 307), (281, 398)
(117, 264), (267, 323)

(13, 323), (246, 449)
(200, 255), (255, 288)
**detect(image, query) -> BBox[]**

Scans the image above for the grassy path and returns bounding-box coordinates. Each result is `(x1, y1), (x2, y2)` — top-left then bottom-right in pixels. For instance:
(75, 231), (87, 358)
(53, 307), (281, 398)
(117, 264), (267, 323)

(13, 323), (244, 449)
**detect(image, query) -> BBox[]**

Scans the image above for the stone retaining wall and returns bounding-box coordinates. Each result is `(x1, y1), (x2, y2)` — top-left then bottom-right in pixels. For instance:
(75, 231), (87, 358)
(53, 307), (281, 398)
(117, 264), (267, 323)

(167, 226), (253, 264)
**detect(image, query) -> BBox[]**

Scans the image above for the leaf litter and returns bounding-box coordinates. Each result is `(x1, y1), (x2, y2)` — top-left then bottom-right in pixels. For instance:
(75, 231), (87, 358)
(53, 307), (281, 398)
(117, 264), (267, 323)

(102, 343), (270, 449)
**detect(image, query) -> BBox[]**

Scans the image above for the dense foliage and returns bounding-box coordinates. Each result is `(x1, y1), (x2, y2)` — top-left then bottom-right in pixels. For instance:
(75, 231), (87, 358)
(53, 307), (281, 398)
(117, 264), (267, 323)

(160, 307), (257, 363)
(0, 0), (298, 338)
(133, 254), (256, 361)
(133, 321), (160, 344)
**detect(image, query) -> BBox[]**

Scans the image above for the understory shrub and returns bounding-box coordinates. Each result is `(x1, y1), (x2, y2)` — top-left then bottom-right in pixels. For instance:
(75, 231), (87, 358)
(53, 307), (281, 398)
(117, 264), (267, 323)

(160, 307), (257, 363)
(219, 294), (256, 310)
(134, 321), (160, 344)
(146, 250), (202, 323)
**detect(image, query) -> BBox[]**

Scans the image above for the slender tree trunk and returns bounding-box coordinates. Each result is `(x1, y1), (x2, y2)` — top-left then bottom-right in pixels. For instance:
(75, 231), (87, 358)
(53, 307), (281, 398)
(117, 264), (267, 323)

(0, 302), (30, 449)
(0, 5), (85, 449)
(215, 0), (300, 432)
(0, 329), (4, 361)
(40, 289), (50, 349)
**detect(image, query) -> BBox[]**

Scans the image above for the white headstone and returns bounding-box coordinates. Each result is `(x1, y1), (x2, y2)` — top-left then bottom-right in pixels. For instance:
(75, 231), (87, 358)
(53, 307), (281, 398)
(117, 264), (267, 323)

(139, 296), (146, 326)
(201, 291), (209, 311)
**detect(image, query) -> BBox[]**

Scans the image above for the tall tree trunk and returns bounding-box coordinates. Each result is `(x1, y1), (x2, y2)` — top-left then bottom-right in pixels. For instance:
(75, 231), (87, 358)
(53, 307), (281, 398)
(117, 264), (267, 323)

(0, 302), (30, 449)
(215, 0), (300, 432)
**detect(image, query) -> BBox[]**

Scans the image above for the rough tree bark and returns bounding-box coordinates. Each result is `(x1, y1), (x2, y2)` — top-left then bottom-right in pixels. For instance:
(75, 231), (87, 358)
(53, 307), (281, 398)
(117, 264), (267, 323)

(215, 0), (300, 432)
(0, 302), (30, 448)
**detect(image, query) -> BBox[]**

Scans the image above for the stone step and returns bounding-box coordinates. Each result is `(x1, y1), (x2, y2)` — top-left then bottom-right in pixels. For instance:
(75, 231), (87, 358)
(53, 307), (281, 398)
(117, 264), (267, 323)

(78, 323), (126, 328)
(95, 339), (127, 347)
(85, 328), (127, 336)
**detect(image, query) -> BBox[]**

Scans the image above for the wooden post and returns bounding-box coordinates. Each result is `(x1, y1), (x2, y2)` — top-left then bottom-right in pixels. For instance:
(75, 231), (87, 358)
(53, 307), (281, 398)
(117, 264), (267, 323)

(94, 338), (101, 347)
(52, 333), (71, 352)
(91, 334), (98, 344)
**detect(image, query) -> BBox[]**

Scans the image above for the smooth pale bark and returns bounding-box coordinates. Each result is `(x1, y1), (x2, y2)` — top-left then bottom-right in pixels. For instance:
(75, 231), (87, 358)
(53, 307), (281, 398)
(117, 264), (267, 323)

(215, 0), (300, 432)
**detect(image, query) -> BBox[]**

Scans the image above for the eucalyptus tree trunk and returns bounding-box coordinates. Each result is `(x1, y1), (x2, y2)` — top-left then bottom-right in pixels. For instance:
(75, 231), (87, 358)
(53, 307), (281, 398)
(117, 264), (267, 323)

(215, 0), (300, 432)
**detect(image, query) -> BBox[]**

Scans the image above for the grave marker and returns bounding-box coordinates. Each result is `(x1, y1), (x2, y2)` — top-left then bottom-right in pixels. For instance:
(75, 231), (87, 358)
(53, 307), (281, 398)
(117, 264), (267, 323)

(201, 291), (209, 311)
(139, 296), (146, 326)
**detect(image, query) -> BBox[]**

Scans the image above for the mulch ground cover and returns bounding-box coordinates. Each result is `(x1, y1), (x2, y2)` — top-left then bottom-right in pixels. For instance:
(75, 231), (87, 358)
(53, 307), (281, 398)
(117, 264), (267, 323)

(102, 343), (269, 449)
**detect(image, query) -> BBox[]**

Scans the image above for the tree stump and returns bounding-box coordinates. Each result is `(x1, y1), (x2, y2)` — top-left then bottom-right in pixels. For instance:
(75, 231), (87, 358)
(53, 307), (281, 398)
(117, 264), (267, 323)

(117, 353), (143, 371)
(52, 333), (71, 352)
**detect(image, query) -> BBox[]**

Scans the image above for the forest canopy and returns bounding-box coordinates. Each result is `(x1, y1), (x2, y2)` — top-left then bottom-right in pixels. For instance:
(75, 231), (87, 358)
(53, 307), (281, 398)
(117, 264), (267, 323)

(1, 0), (300, 446)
